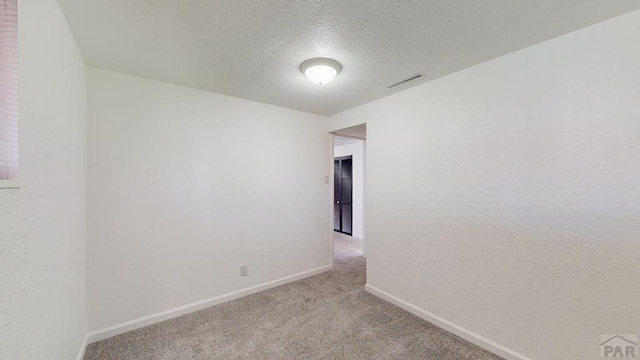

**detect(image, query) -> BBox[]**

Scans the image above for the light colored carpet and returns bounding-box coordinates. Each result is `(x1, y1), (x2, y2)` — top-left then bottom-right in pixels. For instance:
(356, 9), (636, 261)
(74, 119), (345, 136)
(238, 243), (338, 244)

(332, 232), (363, 257)
(84, 233), (502, 359)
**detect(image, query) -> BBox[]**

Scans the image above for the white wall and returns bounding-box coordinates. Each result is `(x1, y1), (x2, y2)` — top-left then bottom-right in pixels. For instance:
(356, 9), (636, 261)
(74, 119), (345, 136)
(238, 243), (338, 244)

(0, 0), (88, 359)
(334, 141), (365, 239)
(87, 69), (330, 332)
(328, 10), (640, 360)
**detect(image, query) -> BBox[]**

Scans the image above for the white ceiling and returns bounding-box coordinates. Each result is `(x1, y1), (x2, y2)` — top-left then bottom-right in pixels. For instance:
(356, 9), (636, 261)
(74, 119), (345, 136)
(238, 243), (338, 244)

(333, 124), (367, 140)
(334, 124), (366, 146)
(334, 136), (362, 147)
(56, 1), (640, 116)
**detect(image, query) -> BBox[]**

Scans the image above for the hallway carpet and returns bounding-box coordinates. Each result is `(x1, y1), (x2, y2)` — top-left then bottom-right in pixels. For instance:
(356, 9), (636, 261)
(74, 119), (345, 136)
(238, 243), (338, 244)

(84, 233), (502, 359)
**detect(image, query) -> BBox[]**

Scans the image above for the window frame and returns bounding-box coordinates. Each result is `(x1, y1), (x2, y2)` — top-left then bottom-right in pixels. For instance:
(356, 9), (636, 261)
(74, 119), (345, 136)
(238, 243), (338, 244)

(0, 0), (19, 189)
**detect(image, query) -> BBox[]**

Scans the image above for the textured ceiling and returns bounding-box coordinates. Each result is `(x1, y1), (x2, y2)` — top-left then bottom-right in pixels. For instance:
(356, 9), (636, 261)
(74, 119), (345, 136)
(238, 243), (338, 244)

(56, 0), (640, 116)
(334, 136), (363, 147)
(334, 124), (367, 140)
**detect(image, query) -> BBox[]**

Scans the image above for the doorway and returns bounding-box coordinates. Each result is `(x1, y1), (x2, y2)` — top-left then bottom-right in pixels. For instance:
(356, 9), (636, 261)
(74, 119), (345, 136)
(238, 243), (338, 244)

(331, 123), (366, 261)
(334, 156), (353, 235)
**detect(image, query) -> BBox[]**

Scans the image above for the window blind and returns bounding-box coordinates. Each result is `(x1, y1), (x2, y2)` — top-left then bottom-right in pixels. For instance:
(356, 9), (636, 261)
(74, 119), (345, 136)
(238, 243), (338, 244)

(0, 0), (18, 180)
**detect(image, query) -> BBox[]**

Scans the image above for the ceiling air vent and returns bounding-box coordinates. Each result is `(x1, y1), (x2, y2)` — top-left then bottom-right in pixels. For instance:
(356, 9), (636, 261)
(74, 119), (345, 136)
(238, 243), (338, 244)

(387, 73), (426, 89)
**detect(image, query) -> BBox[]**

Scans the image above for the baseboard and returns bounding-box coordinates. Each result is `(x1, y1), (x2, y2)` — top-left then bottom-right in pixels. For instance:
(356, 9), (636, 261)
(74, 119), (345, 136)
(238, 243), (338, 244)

(364, 284), (531, 360)
(87, 264), (333, 344)
(75, 334), (89, 360)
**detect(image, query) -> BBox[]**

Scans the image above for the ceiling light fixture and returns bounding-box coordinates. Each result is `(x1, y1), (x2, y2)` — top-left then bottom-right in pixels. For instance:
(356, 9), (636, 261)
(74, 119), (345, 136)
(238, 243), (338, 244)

(300, 58), (342, 85)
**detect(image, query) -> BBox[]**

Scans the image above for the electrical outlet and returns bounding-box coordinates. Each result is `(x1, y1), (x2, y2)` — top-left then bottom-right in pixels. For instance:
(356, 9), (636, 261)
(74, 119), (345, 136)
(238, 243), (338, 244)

(240, 264), (248, 277)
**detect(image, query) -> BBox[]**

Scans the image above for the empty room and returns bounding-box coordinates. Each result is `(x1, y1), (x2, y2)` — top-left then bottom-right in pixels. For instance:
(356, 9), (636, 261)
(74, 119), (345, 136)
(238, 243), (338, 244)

(2, 1), (640, 359)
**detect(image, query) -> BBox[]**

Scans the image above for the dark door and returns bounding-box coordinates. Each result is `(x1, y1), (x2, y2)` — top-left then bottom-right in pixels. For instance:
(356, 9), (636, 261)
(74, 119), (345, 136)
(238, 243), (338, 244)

(334, 156), (353, 235)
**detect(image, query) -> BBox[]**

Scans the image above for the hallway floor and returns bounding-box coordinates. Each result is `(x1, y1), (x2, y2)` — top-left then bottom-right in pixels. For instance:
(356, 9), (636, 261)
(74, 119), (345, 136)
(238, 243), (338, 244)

(84, 233), (501, 359)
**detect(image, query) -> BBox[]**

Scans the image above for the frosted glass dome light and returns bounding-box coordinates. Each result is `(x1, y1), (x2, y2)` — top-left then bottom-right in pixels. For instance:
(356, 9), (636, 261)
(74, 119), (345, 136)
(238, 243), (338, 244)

(300, 58), (342, 85)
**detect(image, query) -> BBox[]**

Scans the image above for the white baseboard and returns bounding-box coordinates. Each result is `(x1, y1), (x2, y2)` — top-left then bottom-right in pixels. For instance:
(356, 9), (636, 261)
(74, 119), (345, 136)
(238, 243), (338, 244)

(87, 264), (333, 344)
(75, 334), (89, 360)
(364, 284), (531, 360)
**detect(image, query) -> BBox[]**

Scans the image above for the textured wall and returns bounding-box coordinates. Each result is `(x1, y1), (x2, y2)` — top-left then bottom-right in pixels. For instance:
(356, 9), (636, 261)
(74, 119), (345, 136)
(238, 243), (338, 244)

(0, 0), (88, 359)
(87, 69), (331, 331)
(328, 10), (640, 360)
